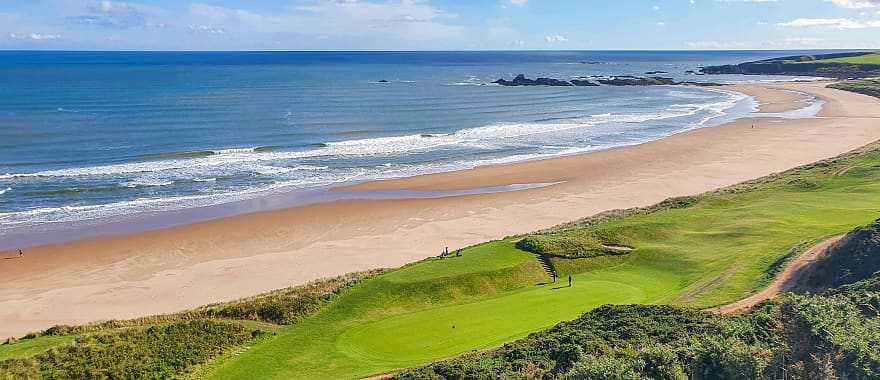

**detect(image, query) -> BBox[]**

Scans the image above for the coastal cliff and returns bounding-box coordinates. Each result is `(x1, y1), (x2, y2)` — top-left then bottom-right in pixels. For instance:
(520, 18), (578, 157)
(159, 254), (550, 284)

(701, 51), (880, 78)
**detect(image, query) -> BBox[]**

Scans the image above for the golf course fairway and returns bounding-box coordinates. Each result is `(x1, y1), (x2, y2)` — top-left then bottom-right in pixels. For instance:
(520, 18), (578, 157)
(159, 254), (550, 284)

(196, 145), (880, 379)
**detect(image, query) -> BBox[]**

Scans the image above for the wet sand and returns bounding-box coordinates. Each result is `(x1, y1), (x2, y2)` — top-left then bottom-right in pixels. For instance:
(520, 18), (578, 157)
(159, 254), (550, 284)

(2, 81), (880, 338)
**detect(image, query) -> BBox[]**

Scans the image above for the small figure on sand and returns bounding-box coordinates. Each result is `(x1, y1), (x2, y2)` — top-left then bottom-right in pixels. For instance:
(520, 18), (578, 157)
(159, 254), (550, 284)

(18, 249), (23, 258)
(568, 275), (572, 287)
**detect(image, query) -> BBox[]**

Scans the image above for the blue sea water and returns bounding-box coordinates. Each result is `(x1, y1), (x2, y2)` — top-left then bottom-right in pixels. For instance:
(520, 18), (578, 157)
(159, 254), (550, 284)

(0, 50), (838, 244)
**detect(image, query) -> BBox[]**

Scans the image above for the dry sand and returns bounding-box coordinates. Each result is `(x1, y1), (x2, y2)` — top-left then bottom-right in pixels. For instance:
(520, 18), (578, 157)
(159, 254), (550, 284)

(2, 81), (880, 338)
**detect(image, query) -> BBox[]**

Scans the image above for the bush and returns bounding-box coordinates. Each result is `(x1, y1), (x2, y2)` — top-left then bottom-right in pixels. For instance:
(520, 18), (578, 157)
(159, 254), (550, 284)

(516, 229), (633, 259)
(801, 220), (880, 290)
(1, 320), (261, 380)
(565, 355), (641, 380)
(687, 337), (772, 380)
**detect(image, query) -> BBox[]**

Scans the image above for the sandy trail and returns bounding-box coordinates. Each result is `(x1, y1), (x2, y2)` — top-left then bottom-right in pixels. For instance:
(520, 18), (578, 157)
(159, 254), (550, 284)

(1, 82), (880, 338)
(712, 236), (842, 315)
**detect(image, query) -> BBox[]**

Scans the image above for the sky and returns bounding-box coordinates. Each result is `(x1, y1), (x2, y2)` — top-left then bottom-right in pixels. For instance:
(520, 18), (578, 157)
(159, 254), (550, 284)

(0, 0), (879, 51)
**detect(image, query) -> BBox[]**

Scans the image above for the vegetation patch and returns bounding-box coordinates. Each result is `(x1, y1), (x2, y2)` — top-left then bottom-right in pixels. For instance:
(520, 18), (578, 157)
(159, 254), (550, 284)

(0, 271), (379, 379)
(516, 228), (634, 259)
(829, 78), (880, 99)
(800, 220), (880, 291)
(820, 52), (880, 65)
(0, 320), (262, 380)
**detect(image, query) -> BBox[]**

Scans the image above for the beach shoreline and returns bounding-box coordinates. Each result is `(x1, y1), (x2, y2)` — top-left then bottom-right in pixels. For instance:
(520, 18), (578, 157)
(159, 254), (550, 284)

(2, 81), (880, 338)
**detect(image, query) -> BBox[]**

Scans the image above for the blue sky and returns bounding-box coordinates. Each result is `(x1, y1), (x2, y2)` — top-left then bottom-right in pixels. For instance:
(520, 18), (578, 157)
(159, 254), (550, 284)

(1, 0), (878, 50)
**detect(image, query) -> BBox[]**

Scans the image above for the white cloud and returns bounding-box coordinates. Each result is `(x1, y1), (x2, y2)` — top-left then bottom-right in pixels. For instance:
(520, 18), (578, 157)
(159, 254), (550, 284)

(778, 17), (880, 28)
(8, 32), (62, 41)
(656, 21), (666, 26)
(825, 0), (880, 9)
(509, 0), (529, 5)
(188, 25), (225, 35)
(544, 34), (568, 43)
(181, 1), (465, 47)
(686, 37), (829, 49)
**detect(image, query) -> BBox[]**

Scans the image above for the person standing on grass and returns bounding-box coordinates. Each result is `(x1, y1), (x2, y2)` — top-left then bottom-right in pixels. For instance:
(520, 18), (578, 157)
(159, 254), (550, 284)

(568, 275), (572, 287)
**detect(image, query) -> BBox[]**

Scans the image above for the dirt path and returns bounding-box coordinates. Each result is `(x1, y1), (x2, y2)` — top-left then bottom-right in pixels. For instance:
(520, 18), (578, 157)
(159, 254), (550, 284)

(712, 236), (843, 315)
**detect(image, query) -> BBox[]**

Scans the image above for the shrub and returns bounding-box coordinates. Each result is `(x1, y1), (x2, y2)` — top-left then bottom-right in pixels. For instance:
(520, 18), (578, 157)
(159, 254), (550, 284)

(564, 355), (641, 380)
(686, 337), (772, 380)
(1, 320), (261, 380)
(801, 220), (880, 290)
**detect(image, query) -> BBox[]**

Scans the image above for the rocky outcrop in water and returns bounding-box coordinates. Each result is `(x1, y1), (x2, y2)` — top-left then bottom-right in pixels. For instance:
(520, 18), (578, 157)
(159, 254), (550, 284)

(493, 74), (573, 87)
(595, 76), (677, 86)
(492, 74), (714, 87)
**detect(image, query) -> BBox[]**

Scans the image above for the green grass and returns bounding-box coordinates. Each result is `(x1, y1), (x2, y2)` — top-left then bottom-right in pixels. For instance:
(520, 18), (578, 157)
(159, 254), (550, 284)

(829, 79), (880, 99)
(197, 145), (880, 379)
(820, 52), (880, 65)
(0, 336), (73, 360)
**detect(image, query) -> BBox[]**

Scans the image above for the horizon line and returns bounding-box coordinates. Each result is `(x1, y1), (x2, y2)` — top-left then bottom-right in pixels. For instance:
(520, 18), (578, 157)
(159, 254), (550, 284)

(0, 48), (877, 53)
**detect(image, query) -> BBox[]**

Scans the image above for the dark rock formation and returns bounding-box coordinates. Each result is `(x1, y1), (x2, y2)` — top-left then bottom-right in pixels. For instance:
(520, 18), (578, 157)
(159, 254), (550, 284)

(570, 79), (600, 87)
(701, 52), (880, 79)
(377, 80), (389, 83)
(595, 76), (677, 86)
(492, 74), (722, 88)
(645, 71), (669, 75)
(493, 74), (573, 87)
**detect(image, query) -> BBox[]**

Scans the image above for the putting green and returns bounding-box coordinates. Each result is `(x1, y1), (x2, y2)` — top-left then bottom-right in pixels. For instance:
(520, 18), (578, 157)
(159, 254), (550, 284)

(338, 278), (650, 363)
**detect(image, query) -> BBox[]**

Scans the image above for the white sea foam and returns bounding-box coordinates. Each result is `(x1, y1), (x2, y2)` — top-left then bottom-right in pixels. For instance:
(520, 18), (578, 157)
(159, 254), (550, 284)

(0, 98), (740, 181)
(0, 187), (10, 195)
(121, 179), (175, 188)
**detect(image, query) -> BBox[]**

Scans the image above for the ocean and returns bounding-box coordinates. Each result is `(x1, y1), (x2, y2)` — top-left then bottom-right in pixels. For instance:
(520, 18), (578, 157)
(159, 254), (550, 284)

(0, 50), (834, 247)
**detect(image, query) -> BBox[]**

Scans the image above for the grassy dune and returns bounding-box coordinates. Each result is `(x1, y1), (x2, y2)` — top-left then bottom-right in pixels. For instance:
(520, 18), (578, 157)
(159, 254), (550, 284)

(820, 52), (880, 65)
(830, 78), (880, 99)
(199, 144), (880, 379)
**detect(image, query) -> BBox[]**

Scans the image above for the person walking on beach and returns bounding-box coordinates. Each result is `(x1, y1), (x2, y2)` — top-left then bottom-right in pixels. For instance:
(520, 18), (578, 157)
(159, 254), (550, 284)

(568, 275), (572, 287)
(18, 249), (23, 258)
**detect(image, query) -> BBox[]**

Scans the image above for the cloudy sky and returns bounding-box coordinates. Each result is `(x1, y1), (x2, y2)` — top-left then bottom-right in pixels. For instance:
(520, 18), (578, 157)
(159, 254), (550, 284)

(1, 0), (878, 50)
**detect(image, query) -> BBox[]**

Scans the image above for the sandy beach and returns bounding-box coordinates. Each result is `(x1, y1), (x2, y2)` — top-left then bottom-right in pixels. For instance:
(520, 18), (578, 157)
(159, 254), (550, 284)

(1, 81), (879, 338)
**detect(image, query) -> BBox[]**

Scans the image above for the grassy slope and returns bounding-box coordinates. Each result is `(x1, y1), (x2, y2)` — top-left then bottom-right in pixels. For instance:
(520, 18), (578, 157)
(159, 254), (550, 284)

(821, 52), (880, 65)
(0, 336), (73, 361)
(829, 78), (880, 99)
(0, 272), (376, 378)
(398, 219), (880, 379)
(203, 144), (880, 379)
